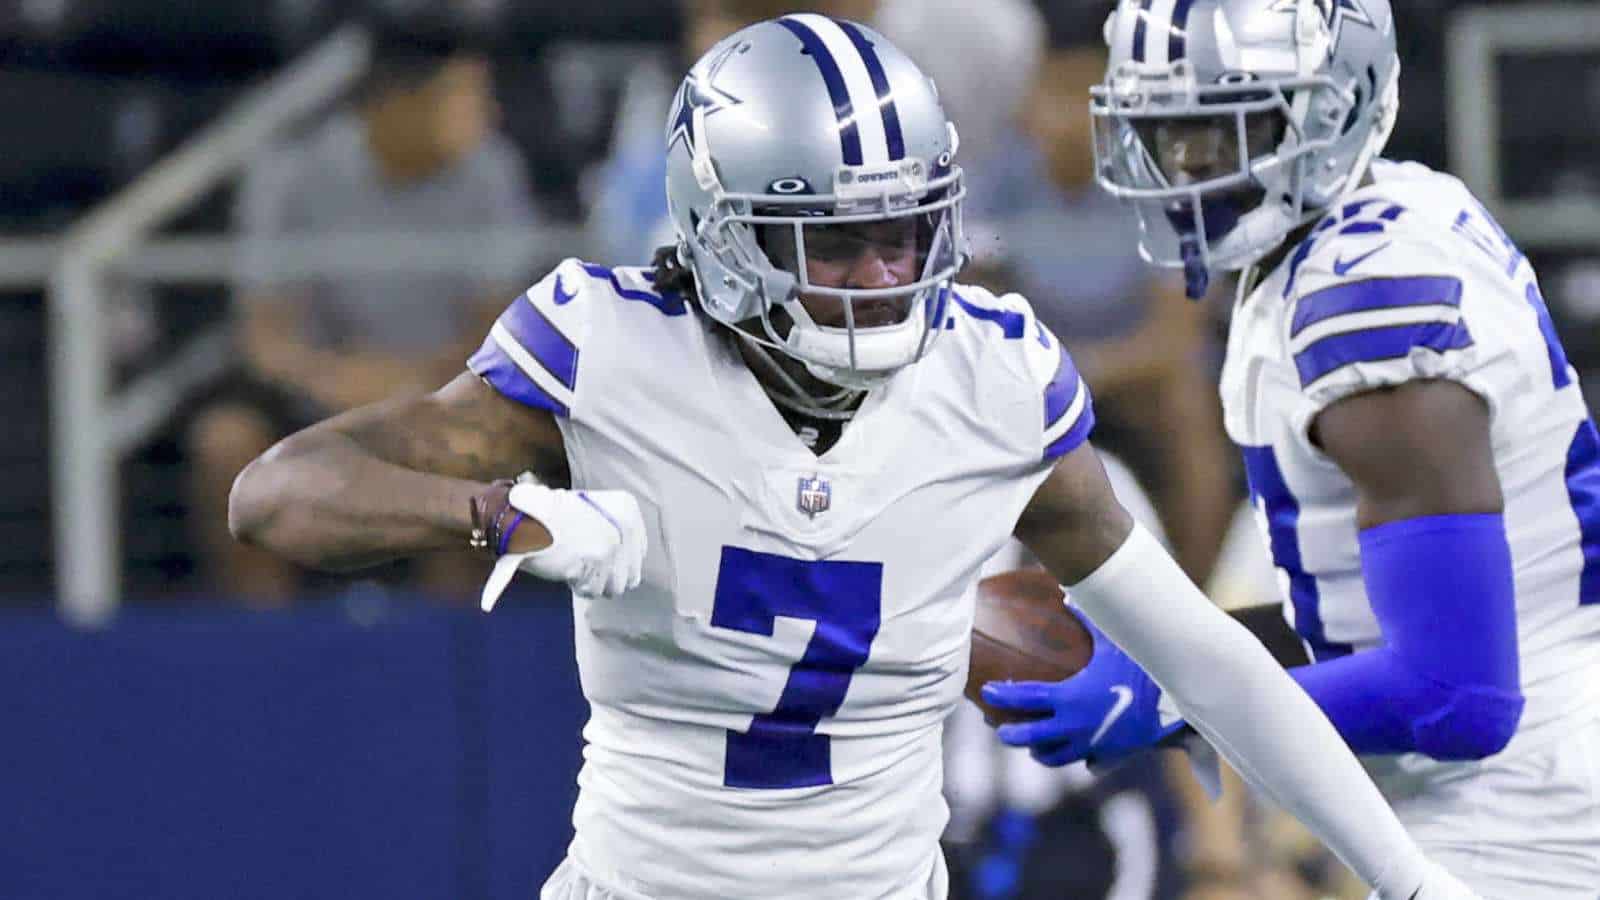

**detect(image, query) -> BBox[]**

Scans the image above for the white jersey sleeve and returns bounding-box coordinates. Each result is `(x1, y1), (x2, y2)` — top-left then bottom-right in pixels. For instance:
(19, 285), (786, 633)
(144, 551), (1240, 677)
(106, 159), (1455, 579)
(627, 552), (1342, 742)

(1284, 217), (1493, 415)
(466, 257), (692, 426)
(467, 257), (597, 421)
(947, 285), (1097, 465)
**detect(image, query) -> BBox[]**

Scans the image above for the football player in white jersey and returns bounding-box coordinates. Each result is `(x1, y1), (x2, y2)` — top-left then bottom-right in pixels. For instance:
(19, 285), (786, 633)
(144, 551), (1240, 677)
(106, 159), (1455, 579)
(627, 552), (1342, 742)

(984, 1), (1600, 897)
(230, 14), (1479, 900)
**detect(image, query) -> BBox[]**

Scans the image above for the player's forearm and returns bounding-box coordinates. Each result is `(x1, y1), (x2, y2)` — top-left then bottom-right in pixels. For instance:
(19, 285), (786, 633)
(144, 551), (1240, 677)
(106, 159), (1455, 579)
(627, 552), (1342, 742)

(1064, 524), (1430, 899)
(1230, 606), (1520, 760)
(1229, 515), (1524, 760)
(229, 428), (484, 571)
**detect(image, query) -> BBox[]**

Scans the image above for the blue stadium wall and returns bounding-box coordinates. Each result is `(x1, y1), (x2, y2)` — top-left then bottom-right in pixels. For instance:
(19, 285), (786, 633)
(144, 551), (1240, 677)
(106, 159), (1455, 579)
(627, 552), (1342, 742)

(0, 587), (585, 900)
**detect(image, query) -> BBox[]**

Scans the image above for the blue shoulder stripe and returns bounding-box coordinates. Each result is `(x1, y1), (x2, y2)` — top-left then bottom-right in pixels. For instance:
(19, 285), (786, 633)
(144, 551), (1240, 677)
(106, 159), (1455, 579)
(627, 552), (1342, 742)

(1291, 275), (1463, 338)
(1043, 344), (1083, 432)
(1043, 343), (1094, 460)
(1294, 320), (1474, 387)
(468, 334), (570, 418)
(1044, 400), (1095, 462)
(500, 293), (579, 390)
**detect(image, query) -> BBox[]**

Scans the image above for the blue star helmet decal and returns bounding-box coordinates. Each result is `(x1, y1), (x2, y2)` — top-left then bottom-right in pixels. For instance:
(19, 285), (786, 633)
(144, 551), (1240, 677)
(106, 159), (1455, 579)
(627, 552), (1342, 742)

(1271, 0), (1375, 49)
(666, 41), (743, 157)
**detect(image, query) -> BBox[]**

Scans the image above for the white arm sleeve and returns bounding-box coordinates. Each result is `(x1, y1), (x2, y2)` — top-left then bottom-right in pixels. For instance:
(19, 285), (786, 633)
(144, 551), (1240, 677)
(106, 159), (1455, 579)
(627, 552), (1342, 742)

(1068, 524), (1428, 900)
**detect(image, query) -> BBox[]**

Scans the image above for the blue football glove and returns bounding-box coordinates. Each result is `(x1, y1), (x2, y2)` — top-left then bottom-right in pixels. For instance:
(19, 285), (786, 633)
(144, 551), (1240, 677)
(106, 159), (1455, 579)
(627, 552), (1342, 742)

(980, 605), (1185, 767)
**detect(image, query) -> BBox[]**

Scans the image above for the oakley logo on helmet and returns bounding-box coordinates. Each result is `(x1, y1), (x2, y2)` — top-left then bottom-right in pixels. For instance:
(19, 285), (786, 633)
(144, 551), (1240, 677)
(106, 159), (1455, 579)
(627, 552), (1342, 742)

(768, 177), (814, 195)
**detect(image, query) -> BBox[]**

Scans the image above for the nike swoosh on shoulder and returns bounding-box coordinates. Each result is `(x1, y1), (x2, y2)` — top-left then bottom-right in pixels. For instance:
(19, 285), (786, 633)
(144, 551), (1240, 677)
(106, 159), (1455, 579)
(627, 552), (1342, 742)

(1331, 241), (1393, 276)
(1090, 685), (1135, 747)
(552, 275), (577, 305)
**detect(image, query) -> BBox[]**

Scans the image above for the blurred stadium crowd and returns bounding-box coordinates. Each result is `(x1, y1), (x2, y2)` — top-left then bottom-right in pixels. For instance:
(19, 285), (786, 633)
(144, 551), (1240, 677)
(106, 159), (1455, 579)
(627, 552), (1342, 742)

(3, 1), (1599, 899)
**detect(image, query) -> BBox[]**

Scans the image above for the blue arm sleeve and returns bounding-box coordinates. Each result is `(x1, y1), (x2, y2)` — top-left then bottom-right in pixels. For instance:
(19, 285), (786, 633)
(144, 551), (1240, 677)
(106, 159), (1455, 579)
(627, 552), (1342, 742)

(1287, 513), (1524, 760)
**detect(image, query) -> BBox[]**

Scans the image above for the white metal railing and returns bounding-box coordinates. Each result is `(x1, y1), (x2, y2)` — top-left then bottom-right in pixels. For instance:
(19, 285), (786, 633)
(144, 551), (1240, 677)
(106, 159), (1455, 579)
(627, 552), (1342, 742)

(48, 25), (374, 626)
(1446, 3), (1600, 247)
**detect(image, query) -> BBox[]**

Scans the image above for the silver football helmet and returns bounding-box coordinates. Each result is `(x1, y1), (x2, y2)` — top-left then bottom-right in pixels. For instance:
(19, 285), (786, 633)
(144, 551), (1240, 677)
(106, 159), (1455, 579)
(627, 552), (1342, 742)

(1091, 0), (1400, 297)
(665, 14), (967, 410)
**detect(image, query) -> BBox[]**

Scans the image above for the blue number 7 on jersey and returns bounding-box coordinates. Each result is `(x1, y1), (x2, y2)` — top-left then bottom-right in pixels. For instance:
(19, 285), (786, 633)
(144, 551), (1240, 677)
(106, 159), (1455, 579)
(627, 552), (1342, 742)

(711, 547), (884, 789)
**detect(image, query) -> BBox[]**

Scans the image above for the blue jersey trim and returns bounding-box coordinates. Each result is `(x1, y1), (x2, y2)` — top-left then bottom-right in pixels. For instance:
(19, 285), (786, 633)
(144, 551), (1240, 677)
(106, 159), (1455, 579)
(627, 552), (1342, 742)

(580, 263), (687, 316)
(1043, 401), (1096, 462)
(952, 292), (1025, 339)
(1043, 345), (1083, 431)
(776, 18), (864, 166)
(1241, 446), (1350, 662)
(1295, 320), (1474, 387)
(1565, 419), (1600, 606)
(467, 335), (570, 418)
(1291, 275), (1463, 338)
(500, 294), (579, 391)
(836, 20), (905, 161)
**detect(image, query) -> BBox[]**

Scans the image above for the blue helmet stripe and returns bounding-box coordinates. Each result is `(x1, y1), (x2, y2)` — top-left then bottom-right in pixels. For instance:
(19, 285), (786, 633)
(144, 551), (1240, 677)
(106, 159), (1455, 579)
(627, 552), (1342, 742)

(1168, 0), (1197, 61)
(836, 20), (906, 161)
(1131, 0), (1155, 63)
(777, 17), (864, 165)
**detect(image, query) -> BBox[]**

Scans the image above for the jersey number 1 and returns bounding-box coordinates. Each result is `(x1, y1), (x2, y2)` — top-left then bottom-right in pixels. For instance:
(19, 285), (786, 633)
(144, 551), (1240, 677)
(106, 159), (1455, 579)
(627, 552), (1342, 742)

(711, 546), (883, 789)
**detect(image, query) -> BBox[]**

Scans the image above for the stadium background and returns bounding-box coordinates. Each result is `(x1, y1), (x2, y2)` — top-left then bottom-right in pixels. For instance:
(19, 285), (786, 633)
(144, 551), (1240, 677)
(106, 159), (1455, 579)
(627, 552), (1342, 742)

(2, 1), (1597, 898)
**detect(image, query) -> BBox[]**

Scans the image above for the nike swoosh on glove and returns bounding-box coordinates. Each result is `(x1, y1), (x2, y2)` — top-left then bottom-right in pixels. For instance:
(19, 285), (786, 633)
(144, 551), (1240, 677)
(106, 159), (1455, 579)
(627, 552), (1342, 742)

(480, 484), (647, 612)
(980, 605), (1183, 767)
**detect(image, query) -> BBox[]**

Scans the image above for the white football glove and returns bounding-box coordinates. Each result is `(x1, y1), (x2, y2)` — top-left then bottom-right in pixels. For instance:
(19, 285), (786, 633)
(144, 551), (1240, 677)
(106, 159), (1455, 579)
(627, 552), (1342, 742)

(479, 483), (647, 612)
(1370, 860), (1482, 900)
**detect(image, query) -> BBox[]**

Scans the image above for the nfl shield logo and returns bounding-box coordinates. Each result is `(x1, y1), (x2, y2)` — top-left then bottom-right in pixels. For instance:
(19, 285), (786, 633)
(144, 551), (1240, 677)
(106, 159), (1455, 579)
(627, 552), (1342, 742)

(797, 475), (831, 518)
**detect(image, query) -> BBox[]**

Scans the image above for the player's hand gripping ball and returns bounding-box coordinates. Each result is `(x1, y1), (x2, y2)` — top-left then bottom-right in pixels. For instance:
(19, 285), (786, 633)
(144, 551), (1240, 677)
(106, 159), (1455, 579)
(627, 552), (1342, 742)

(965, 569), (1093, 724)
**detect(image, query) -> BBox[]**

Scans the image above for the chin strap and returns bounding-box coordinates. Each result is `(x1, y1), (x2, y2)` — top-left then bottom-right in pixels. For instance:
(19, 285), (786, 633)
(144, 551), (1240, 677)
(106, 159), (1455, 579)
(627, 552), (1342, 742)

(1178, 233), (1210, 300)
(736, 332), (863, 421)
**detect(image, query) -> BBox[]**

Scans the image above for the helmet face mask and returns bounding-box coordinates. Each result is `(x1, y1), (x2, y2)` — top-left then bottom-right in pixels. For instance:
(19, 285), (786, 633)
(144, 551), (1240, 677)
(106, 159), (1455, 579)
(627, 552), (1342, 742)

(700, 172), (965, 391)
(664, 15), (968, 406)
(1092, 0), (1401, 294)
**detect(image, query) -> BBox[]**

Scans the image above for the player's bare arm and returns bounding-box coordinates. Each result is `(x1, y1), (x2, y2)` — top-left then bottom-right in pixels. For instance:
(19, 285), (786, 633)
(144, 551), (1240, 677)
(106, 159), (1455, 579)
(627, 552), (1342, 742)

(229, 371), (566, 572)
(1225, 379), (1504, 640)
(1312, 379), (1503, 526)
(1013, 442), (1134, 583)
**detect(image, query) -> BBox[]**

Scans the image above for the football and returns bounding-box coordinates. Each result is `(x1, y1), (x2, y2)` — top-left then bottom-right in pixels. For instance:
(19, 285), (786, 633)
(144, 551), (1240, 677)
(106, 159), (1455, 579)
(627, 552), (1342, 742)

(966, 568), (1096, 725)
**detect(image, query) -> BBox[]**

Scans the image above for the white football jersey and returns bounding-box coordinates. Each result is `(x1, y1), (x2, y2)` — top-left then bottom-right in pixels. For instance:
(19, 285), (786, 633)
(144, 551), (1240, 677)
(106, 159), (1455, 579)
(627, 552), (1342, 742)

(469, 260), (1094, 899)
(1220, 160), (1600, 763)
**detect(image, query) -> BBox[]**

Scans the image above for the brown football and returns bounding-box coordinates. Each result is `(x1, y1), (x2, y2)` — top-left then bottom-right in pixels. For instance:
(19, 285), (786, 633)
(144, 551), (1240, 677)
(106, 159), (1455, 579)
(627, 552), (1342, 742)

(966, 568), (1095, 725)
